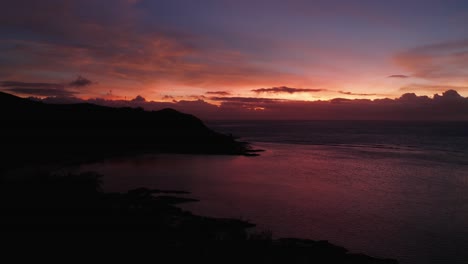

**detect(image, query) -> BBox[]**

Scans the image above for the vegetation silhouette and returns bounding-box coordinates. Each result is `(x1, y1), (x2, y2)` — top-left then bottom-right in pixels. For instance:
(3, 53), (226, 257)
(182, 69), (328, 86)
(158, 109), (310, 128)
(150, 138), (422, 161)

(0, 171), (398, 264)
(0, 91), (256, 171)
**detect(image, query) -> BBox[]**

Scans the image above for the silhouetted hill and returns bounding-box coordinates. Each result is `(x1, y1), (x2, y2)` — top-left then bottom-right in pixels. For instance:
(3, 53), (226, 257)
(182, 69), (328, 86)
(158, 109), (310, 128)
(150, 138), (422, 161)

(0, 91), (252, 170)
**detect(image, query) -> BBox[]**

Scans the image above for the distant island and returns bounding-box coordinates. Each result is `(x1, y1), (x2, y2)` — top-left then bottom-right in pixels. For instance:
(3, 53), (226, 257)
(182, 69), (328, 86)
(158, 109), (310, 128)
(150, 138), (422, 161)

(0, 91), (255, 171)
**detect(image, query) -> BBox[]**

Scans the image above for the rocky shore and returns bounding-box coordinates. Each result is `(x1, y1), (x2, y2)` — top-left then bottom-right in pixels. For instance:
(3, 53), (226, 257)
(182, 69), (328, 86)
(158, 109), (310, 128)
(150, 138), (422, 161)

(0, 171), (398, 264)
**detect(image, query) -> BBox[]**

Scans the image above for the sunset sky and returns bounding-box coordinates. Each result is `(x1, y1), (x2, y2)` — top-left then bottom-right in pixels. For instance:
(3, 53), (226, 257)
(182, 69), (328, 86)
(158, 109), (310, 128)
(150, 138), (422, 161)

(1, 0), (468, 104)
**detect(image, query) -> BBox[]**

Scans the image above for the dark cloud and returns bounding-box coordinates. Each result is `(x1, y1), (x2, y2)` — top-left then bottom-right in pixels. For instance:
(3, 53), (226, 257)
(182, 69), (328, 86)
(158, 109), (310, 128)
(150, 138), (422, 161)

(69, 76), (93, 87)
(31, 95), (84, 104)
(433, 89), (465, 103)
(188, 95), (206, 99)
(338, 91), (377, 96)
(0, 80), (75, 96)
(1, 81), (63, 89)
(131, 95), (146, 103)
(400, 84), (468, 93)
(397, 93), (431, 103)
(252, 86), (324, 94)
(388, 75), (409, 78)
(330, 98), (352, 103)
(210, 97), (282, 103)
(1, 76), (94, 97)
(207, 90), (468, 120)
(206, 91), (231, 96)
(393, 90), (468, 115)
(441, 89), (462, 98)
(5, 87), (76, 97)
(395, 90), (467, 104)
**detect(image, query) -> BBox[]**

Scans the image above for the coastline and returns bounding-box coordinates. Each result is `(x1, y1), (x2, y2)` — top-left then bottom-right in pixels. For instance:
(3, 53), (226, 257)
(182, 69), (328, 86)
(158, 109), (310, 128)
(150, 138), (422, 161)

(74, 139), (468, 264)
(0, 171), (398, 264)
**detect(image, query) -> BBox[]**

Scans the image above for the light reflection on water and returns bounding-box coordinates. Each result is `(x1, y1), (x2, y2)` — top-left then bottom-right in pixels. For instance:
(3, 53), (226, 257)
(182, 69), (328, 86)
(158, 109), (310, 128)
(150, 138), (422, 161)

(74, 141), (468, 264)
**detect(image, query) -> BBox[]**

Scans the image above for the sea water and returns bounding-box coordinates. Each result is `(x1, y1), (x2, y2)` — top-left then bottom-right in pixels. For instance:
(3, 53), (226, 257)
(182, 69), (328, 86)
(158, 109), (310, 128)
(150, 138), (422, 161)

(76, 121), (468, 264)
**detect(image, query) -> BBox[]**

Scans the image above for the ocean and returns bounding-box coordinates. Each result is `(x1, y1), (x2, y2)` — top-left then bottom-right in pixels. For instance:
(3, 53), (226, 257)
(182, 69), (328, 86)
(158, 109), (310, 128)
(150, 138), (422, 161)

(75, 121), (468, 264)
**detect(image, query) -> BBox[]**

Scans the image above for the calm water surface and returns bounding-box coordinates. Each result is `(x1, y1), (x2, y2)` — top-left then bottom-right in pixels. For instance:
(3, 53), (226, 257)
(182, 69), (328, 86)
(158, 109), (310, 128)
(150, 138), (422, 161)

(75, 121), (468, 264)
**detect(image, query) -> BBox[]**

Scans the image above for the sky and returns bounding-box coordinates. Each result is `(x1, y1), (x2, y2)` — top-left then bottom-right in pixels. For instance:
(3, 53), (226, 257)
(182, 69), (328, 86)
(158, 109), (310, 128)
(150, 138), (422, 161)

(1, 0), (468, 119)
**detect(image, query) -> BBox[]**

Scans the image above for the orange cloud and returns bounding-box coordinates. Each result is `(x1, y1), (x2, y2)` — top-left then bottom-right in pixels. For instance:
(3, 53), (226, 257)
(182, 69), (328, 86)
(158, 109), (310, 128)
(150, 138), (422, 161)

(0, 0), (330, 99)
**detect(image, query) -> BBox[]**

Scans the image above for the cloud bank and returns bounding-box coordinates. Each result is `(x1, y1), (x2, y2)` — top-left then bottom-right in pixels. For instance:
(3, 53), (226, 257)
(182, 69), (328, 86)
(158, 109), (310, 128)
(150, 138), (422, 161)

(0, 76), (94, 97)
(24, 90), (468, 121)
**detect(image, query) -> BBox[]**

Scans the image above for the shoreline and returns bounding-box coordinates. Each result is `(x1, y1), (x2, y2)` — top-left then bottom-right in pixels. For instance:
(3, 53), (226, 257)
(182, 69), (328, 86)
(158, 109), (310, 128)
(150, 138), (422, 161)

(0, 171), (398, 263)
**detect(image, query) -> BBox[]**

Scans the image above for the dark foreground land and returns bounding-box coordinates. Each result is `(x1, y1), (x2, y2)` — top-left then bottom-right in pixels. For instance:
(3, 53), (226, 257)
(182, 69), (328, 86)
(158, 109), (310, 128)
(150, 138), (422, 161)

(0, 92), (397, 263)
(0, 172), (397, 264)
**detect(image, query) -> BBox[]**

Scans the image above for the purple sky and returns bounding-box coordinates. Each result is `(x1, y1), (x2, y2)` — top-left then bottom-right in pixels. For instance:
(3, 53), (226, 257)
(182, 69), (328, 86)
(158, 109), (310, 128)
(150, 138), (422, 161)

(1, 0), (468, 119)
